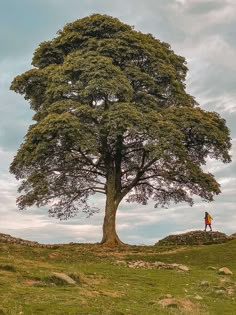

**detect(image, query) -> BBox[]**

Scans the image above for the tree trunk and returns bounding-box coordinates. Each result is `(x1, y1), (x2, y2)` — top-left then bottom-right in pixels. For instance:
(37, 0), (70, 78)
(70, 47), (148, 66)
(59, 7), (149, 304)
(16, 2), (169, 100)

(100, 173), (125, 246)
(101, 198), (124, 246)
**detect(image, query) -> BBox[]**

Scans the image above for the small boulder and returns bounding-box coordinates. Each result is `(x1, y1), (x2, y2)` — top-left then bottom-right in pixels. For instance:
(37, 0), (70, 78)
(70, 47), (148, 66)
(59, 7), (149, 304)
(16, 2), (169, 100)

(178, 264), (189, 272)
(52, 272), (76, 284)
(194, 295), (203, 300)
(218, 267), (233, 275)
(207, 266), (217, 270)
(159, 298), (178, 308)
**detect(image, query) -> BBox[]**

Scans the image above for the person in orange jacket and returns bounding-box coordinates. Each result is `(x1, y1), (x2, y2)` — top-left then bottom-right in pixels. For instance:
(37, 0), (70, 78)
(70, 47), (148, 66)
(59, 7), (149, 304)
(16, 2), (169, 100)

(204, 212), (213, 231)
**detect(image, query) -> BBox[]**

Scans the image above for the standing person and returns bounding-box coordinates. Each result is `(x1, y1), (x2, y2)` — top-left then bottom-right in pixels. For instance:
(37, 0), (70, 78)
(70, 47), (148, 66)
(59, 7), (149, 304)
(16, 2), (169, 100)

(204, 212), (213, 231)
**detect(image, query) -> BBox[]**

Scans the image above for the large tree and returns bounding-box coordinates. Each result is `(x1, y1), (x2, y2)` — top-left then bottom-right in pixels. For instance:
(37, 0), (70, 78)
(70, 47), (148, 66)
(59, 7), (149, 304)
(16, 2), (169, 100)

(10, 14), (231, 245)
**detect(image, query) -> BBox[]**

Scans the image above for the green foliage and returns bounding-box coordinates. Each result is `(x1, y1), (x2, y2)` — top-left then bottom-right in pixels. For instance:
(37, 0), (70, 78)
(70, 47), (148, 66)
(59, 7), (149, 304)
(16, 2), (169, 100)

(10, 14), (231, 238)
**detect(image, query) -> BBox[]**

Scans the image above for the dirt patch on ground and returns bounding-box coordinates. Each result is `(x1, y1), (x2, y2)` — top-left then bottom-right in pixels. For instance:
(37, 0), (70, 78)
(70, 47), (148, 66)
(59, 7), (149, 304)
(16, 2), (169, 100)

(179, 298), (200, 314)
(23, 279), (41, 286)
(79, 273), (107, 286)
(93, 246), (189, 259)
(159, 297), (201, 314)
(98, 289), (124, 297)
(80, 289), (101, 298)
(157, 247), (189, 255)
(80, 288), (123, 298)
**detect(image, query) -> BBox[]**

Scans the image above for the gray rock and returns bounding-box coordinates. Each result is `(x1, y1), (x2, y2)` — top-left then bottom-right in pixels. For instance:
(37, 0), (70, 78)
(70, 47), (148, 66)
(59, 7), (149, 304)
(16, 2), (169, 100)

(194, 295), (203, 300)
(52, 272), (76, 284)
(178, 265), (189, 272)
(126, 260), (189, 271)
(207, 266), (217, 270)
(218, 267), (233, 275)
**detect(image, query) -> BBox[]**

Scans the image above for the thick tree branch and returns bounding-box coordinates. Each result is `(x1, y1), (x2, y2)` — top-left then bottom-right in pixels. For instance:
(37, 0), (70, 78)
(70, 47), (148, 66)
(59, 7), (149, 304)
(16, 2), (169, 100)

(120, 158), (157, 200)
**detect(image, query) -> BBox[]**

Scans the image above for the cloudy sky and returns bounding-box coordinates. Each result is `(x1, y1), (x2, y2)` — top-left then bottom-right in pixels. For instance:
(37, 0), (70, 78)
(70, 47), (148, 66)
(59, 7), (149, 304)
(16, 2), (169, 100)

(0, 0), (235, 245)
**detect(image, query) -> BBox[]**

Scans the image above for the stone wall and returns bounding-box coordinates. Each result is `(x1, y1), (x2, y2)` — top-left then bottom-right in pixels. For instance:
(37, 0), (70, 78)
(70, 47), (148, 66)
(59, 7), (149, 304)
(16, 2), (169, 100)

(155, 230), (232, 246)
(0, 233), (57, 248)
(1, 230), (234, 248)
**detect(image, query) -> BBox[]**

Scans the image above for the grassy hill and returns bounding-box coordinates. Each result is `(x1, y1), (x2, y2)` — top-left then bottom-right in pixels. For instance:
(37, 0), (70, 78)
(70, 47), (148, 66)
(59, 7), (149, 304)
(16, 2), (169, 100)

(0, 235), (236, 314)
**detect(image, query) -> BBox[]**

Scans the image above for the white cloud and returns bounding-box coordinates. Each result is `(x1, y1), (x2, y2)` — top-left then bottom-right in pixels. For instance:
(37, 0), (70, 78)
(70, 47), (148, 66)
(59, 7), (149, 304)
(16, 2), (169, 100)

(175, 0), (186, 4)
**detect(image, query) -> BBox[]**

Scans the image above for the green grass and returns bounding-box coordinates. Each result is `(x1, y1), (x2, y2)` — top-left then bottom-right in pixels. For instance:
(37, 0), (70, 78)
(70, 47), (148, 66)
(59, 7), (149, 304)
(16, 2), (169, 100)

(0, 240), (236, 314)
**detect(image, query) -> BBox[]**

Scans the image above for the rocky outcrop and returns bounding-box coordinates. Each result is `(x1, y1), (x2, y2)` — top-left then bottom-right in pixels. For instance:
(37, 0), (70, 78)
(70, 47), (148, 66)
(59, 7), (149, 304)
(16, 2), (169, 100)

(155, 230), (231, 246)
(116, 260), (189, 271)
(218, 267), (233, 275)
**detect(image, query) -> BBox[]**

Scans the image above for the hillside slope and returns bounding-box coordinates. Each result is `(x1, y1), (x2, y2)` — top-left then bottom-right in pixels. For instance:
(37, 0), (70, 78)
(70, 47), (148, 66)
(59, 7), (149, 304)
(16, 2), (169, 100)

(0, 234), (236, 314)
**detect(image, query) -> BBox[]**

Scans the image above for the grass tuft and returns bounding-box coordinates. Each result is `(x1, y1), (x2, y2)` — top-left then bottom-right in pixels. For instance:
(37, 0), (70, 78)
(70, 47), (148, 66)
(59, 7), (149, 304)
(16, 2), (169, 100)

(0, 264), (16, 272)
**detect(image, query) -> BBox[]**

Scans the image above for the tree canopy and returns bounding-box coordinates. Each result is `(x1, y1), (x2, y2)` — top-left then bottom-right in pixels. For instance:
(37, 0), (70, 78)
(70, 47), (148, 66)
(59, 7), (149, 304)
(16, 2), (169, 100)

(10, 14), (231, 245)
